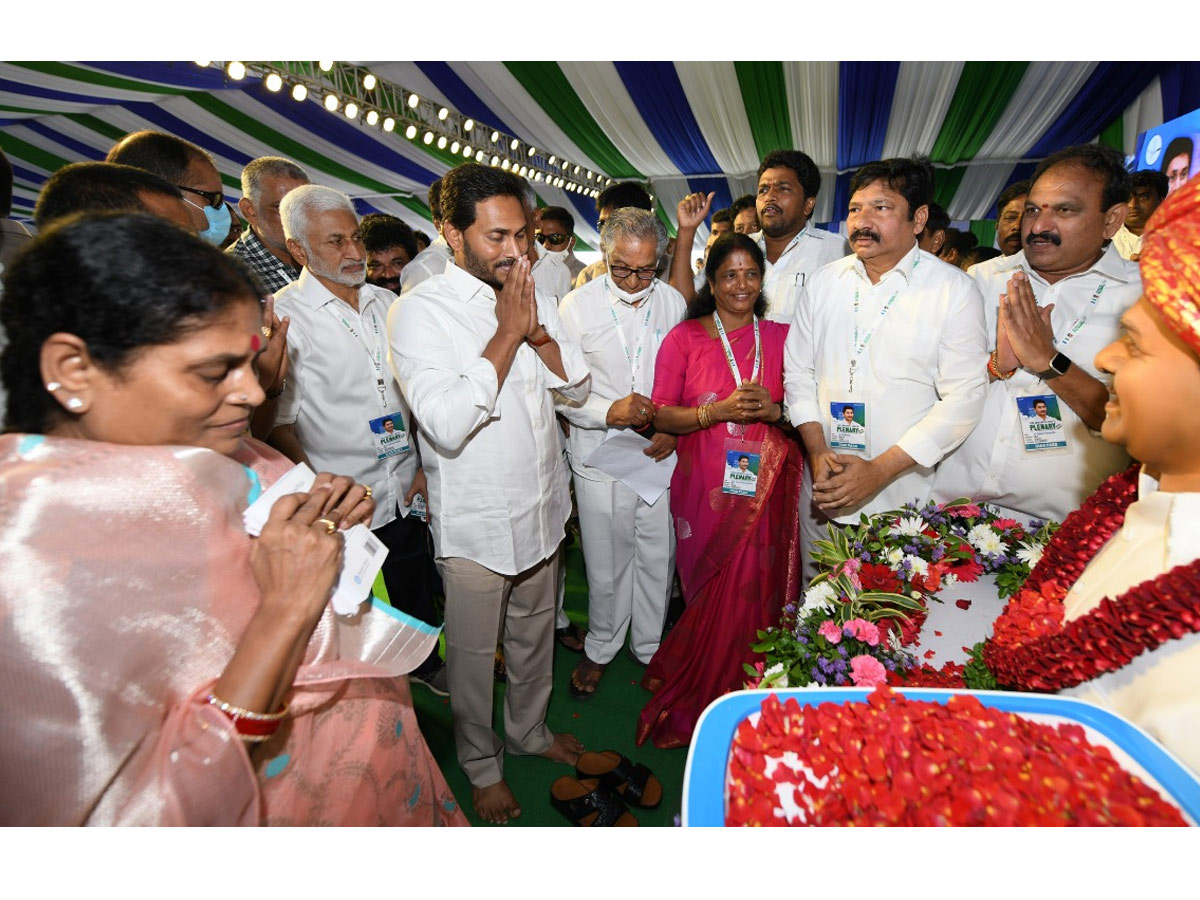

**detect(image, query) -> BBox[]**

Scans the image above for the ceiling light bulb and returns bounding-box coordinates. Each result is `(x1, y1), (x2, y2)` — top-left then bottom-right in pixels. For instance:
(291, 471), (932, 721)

(382, 117), (395, 132)
(548, 155), (556, 165)
(463, 119), (474, 131)
(450, 140), (460, 153)
(491, 155), (500, 166)
(366, 110), (379, 126)
(227, 61), (246, 80)
(527, 147), (536, 156)
(490, 130), (499, 143)
(194, 60), (211, 67)
(476, 150), (485, 162)
(344, 102), (358, 119)
(362, 73), (377, 90)
(324, 93), (339, 112)
(264, 72), (283, 92)
(501, 159), (510, 170)
(510, 138), (519, 151)
(408, 92), (420, 109)
(463, 145), (472, 157)
(405, 124), (418, 140)
(437, 136), (448, 149)
(319, 60), (333, 72)
(423, 131), (434, 145)
(438, 107), (449, 120)
(291, 83), (307, 101)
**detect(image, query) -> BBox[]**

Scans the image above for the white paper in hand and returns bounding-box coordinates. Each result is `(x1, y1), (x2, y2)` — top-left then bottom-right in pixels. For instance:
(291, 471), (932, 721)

(243, 462), (316, 536)
(582, 428), (676, 505)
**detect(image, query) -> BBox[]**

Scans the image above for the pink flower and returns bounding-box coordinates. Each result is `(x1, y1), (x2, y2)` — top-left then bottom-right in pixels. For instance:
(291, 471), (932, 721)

(818, 620), (843, 644)
(844, 618), (881, 647)
(949, 504), (982, 518)
(850, 654), (888, 687)
(993, 518), (1020, 530)
(836, 557), (863, 590)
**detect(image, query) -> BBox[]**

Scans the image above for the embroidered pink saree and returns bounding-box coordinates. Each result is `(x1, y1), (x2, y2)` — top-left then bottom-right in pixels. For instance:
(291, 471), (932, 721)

(637, 319), (803, 748)
(0, 434), (466, 826)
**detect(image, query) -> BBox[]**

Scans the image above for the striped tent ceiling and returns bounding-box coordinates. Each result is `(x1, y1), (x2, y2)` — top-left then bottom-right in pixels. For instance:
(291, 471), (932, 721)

(4, 61), (1200, 255)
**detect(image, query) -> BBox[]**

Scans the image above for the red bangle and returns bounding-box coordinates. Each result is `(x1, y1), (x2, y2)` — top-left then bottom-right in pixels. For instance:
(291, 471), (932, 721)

(207, 694), (289, 743)
(528, 331), (553, 348)
(987, 350), (1016, 380)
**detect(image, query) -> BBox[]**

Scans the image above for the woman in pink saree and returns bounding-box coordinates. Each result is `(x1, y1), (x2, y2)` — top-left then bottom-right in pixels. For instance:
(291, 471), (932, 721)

(0, 213), (466, 825)
(636, 234), (803, 748)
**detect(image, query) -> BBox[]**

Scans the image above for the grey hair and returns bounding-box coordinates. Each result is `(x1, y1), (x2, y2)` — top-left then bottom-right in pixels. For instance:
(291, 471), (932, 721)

(519, 177), (537, 212)
(600, 206), (667, 258)
(241, 156), (310, 207)
(280, 184), (357, 251)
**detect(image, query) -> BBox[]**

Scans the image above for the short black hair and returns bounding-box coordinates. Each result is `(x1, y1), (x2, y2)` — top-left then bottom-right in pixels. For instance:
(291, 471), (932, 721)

(711, 207), (732, 225)
(922, 202), (950, 235)
(596, 181), (652, 214)
(757, 149), (821, 199)
(941, 227), (978, 257)
(843, 405), (855, 414)
(427, 177), (443, 222)
(413, 230), (430, 247)
(440, 163), (526, 232)
(0, 147), (13, 217)
(34, 162), (184, 228)
(1131, 169), (1169, 200)
(1162, 136), (1193, 170)
(105, 130), (211, 184)
(1, 212), (259, 433)
(996, 179), (1031, 214)
(1031, 144), (1131, 211)
(687, 233), (768, 320)
(738, 455), (749, 463)
(730, 194), (757, 217)
(964, 246), (1001, 267)
(537, 205), (575, 234)
(359, 213), (418, 259)
(849, 156), (935, 220)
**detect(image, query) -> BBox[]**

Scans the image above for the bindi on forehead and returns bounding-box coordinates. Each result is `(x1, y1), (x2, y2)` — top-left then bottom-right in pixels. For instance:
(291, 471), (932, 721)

(250, 333), (263, 352)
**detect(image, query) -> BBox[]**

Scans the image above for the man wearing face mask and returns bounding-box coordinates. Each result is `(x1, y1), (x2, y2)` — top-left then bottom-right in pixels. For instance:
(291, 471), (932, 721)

(106, 130), (231, 247)
(530, 206), (577, 302)
(554, 207), (685, 700)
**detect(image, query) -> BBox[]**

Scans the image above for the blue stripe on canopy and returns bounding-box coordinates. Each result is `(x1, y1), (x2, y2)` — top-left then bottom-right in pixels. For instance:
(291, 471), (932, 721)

(0, 76), (120, 105)
(82, 61), (229, 91)
(833, 61), (901, 217)
(21, 119), (108, 161)
(686, 176), (733, 224)
(564, 190), (599, 230)
(982, 162), (1038, 219)
(119, 99), (255, 168)
(614, 62), (721, 175)
(417, 62), (515, 136)
(244, 82), (443, 186)
(1028, 62), (1161, 158)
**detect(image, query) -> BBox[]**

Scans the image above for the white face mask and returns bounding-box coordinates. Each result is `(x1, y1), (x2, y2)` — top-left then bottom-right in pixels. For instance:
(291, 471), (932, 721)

(540, 247), (569, 261)
(607, 274), (654, 305)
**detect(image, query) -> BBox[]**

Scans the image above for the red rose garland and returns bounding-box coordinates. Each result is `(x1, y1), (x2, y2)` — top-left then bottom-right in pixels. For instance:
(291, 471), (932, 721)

(980, 464), (1200, 691)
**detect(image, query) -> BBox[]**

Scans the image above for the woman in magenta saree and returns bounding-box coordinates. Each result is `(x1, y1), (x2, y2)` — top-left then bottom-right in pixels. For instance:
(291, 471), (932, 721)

(636, 235), (803, 748)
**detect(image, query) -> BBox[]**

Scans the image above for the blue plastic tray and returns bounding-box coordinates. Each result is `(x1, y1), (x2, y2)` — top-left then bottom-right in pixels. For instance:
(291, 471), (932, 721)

(683, 687), (1200, 826)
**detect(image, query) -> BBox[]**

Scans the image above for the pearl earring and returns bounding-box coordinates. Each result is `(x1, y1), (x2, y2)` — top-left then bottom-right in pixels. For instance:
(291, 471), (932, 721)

(66, 397), (83, 411)
(46, 382), (62, 392)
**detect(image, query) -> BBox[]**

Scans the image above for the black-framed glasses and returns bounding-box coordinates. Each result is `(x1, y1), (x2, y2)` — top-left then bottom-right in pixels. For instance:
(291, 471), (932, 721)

(177, 185), (225, 209)
(608, 259), (657, 282)
(536, 232), (570, 246)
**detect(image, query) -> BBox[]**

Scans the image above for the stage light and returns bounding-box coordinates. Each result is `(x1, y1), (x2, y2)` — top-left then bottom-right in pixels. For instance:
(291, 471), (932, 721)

(501, 159), (510, 170)
(463, 145), (472, 157)
(510, 138), (519, 151)
(587, 170), (593, 179)
(344, 102), (358, 119)
(319, 61), (333, 72)
(464, 119), (474, 131)
(573, 165), (580, 174)
(423, 131), (434, 145)
(437, 136), (448, 149)
(408, 93), (420, 109)
(490, 130), (499, 143)
(528, 147), (536, 156)
(450, 140), (460, 153)
(362, 73), (377, 90)
(195, 60), (211, 67)
(227, 61), (246, 80)
(476, 150), (485, 162)
(405, 124), (418, 140)
(383, 117), (395, 132)
(291, 83), (307, 101)
(518, 166), (527, 177)
(324, 93), (340, 112)
(264, 72), (283, 92)
(491, 155), (500, 166)
(366, 110), (379, 126)
(548, 156), (556, 165)
(438, 107), (449, 120)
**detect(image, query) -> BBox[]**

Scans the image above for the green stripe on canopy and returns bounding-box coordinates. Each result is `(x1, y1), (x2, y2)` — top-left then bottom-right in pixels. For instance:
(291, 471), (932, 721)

(11, 61), (191, 95)
(505, 62), (642, 179)
(734, 61), (792, 161)
(0, 130), (69, 172)
(933, 165), (969, 210)
(929, 62), (1028, 165)
(1098, 116), (1123, 152)
(67, 113), (128, 142)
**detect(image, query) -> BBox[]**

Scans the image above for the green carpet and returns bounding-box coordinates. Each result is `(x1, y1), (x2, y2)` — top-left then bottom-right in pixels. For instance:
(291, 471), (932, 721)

(411, 541), (687, 827)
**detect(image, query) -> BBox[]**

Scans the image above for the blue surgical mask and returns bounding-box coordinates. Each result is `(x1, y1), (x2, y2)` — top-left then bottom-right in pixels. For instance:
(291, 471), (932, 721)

(184, 197), (232, 245)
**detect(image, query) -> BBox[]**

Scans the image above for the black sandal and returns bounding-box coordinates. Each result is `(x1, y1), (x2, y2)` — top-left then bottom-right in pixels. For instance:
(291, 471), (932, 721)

(575, 750), (663, 809)
(550, 776), (638, 826)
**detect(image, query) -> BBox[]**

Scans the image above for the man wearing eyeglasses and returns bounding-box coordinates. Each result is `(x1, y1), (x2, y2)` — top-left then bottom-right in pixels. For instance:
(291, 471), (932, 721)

(106, 130), (230, 247)
(573, 182), (655, 289)
(530, 206), (577, 302)
(555, 207), (685, 700)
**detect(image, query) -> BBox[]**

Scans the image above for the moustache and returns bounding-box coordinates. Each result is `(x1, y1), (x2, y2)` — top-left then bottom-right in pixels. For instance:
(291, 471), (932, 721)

(495, 256), (519, 269)
(1025, 231), (1061, 246)
(849, 228), (881, 243)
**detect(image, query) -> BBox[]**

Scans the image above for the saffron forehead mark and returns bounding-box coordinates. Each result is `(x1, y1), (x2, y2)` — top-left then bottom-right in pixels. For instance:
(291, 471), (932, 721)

(250, 333), (264, 352)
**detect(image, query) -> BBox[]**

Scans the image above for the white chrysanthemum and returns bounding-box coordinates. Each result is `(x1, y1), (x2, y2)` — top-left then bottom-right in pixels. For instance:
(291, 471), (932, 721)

(803, 580), (838, 611)
(967, 523), (1004, 554)
(885, 547), (904, 566)
(762, 662), (789, 687)
(943, 572), (958, 586)
(904, 554), (929, 576)
(1016, 541), (1045, 568)
(889, 515), (926, 537)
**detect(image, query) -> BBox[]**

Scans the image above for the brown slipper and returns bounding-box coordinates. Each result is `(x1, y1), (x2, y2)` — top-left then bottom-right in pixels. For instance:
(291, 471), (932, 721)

(556, 622), (587, 653)
(576, 750), (663, 809)
(569, 656), (606, 701)
(550, 776), (638, 826)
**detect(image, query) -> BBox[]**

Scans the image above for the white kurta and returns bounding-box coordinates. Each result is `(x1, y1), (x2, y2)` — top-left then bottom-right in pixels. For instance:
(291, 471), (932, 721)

(555, 277), (686, 664)
(753, 224), (849, 323)
(1062, 469), (1200, 775)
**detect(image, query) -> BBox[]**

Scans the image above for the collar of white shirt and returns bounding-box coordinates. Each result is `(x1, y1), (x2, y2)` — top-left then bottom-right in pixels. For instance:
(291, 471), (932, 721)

(439, 257), (500, 306)
(843, 240), (921, 287)
(986, 243), (1137, 287)
(752, 223), (818, 261)
(292, 266), (391, 313)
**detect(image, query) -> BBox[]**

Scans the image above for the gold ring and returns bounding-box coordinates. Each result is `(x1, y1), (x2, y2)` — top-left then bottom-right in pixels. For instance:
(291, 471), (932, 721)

(362, 485), (373, 498)
(639, 407), (647, 416)
(262, 325), (273, 340)
(316, 517), (337, 535)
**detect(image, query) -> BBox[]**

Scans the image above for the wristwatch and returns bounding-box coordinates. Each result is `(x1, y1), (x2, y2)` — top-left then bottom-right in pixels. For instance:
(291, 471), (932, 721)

(1035, 352), (1072, 380)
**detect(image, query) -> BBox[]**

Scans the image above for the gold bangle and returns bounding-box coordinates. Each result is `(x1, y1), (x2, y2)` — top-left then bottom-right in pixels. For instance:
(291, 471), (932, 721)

(207, 693), (289, 721)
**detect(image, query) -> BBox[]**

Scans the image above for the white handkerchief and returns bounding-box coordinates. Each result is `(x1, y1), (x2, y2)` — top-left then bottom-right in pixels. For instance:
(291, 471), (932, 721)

(583, 428), (676, 505)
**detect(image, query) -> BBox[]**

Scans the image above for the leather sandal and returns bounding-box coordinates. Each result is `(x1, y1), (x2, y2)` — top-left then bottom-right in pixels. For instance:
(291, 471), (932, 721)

(575, 750), (663, 809)
(569, 657), (606, 701)
(550, 776), (638, 826)
(555, 622), (586, 653)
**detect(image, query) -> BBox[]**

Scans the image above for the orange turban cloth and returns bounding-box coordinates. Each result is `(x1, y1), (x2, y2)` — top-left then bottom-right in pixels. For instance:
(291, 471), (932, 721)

(1139, 172), (1200, 356)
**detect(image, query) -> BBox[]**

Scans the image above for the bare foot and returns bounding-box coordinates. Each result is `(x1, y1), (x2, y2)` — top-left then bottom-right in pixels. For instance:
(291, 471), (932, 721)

(540, 731), (585, 766)
(472, 780), (521, 825)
